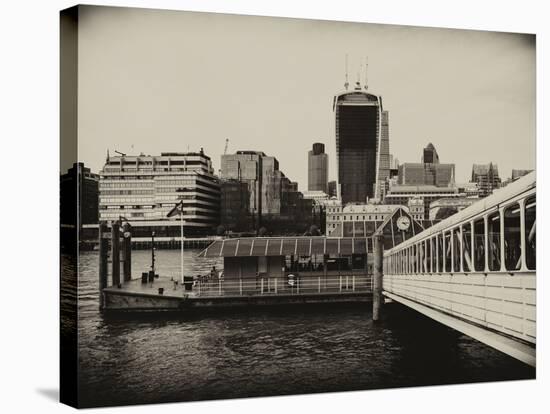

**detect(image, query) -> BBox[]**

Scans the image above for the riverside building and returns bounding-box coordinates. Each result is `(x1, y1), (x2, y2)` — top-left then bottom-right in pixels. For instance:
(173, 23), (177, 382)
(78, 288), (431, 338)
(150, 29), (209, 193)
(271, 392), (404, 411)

(99, 149), (220, 237)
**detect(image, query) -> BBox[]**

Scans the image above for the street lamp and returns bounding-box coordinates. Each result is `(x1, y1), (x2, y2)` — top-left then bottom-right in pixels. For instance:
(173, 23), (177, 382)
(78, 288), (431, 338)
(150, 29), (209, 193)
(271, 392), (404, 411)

(167, 200), (185, 284)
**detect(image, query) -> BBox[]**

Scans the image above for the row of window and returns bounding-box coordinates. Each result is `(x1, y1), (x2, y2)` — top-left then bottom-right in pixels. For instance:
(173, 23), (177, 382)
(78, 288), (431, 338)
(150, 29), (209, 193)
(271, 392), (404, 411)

(328, 215), (388, 221)
(385, 196), (536, 274)
(100, 189), (154, 195)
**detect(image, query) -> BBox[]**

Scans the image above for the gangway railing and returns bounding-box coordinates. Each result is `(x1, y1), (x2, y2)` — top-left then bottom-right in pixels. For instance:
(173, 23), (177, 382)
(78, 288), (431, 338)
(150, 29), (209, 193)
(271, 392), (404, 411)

(193, 275), (372, 298)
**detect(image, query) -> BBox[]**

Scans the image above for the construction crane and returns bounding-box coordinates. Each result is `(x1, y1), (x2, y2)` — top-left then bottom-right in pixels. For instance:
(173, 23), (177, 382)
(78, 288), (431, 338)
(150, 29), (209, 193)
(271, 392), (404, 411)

(219, 139), (229, 177)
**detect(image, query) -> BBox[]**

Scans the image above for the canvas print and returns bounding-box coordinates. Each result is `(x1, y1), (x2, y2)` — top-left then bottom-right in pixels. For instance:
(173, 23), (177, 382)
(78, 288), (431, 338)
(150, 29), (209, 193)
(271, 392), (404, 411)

(60, 5), (536, 408)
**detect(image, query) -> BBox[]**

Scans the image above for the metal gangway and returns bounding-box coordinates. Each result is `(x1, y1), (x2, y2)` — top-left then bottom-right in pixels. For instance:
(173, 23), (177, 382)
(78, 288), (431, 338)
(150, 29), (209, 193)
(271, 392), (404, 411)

(382, 171), (536, 367)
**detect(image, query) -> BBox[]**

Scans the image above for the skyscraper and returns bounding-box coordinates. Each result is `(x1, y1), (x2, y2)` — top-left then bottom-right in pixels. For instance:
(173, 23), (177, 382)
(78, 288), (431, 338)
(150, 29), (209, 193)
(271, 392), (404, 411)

(471, 163), (501, 197)
(333, 81), (388, 204)
(308, 142), (328, 193)
(398, 143), (454, 187)
(422, 142), (440, 164)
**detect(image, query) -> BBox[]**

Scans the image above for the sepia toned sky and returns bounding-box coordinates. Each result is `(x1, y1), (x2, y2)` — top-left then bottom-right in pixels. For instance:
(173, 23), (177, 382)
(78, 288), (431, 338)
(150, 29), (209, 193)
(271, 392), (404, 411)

(75, 5), (536, 187)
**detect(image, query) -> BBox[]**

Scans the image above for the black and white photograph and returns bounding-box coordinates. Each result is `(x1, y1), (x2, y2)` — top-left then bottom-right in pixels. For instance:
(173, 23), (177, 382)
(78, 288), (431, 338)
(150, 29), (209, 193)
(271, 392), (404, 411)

(57, 3), (540, 408)
(4, 1), (547, 412)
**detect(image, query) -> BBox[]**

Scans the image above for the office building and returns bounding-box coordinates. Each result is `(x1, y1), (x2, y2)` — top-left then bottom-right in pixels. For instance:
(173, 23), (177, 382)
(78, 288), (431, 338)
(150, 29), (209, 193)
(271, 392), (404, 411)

(61, 162), (99, 227)
(398, 143), (454, 187)
(429, 197), (477, 220)
(384, 184), (460, 219)
(99, 150), (220, 236)
(221, 150), (317, 234)
(220, 179), (252, 232)
(422, 142), (439, 164)
(308, 143), (328, 193)
(471, 163), (501, 197)
(328, 181), (337, 198)
(325, 200), (405, 236)
(333, 80), (389, 204)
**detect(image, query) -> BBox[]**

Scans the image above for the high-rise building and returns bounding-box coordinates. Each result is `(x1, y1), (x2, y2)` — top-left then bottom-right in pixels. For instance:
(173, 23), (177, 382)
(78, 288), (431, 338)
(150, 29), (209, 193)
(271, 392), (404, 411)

(99, 150), (220, 236)
(308, 143), (328, 193)
(221, 150), (316, 233)
(219, 179), (252, 232)
(333, 83), (388, 204)
(422, 142), (440, 164)
(398, 143), (454, 187)
(328, 180), (337, 198)
(471, 163), (501, 197)
(61, 162), (99, 228)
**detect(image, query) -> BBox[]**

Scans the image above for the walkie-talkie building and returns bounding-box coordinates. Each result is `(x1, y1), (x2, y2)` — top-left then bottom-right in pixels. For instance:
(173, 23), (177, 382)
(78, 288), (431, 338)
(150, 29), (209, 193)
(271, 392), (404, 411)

(333, 85), (388, 204)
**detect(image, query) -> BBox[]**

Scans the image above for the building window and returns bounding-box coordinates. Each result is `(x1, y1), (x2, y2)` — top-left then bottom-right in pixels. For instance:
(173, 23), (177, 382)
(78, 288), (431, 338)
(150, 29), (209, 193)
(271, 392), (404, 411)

(525, 196), (536, 270)
(473, 219), (485, 271)
(462, 222), (472, 272)
(504, 203), (521, 271)
(488, 211), (501, 271)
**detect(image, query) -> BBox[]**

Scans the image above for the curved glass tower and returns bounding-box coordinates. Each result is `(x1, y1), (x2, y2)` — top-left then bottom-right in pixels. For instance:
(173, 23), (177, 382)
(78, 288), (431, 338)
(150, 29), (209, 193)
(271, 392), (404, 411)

(333, 88), (387, 204)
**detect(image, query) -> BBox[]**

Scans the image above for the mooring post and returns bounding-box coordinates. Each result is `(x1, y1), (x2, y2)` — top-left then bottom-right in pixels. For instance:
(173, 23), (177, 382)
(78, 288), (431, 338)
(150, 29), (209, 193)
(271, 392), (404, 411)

(122, 222), (132, 282)
(98, 222), (109, 310)
(111, 221), (120, 287)
(373, 233), (384, 321)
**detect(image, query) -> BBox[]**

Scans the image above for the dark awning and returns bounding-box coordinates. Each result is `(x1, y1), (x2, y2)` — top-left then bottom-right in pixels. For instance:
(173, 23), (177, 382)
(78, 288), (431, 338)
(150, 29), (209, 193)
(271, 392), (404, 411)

(197, 237), (372, 258)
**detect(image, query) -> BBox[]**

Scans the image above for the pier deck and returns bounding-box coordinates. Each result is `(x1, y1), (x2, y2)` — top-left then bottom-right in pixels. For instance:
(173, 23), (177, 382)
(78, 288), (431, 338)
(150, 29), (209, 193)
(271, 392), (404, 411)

(102, 276), (371, 311)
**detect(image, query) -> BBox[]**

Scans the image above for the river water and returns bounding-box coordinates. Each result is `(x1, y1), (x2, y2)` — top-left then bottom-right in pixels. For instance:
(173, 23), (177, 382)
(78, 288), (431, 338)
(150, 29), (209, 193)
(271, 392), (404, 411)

(69, 250), (534, 407)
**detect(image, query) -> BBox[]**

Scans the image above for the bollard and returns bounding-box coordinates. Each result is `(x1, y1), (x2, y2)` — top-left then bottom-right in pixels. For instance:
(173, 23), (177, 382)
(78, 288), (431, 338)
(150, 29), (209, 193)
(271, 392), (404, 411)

(373, 234), (384, 322)
(111, 221), (120, 287)
(98, 223), (109, 310)
(122, 222), (132, 282)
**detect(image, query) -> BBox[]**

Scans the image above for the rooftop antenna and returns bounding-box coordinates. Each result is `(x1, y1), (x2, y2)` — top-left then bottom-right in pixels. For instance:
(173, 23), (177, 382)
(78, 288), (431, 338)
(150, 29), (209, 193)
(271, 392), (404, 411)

(344, 54), (349, 90)
(364, 56), (369, 91)
(355, 58), (361, 90)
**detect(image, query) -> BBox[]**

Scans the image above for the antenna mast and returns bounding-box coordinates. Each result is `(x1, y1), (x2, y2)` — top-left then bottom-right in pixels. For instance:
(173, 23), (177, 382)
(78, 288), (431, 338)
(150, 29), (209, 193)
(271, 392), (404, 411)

(344, 54), (349, 90)
(364, 56), (369, 90)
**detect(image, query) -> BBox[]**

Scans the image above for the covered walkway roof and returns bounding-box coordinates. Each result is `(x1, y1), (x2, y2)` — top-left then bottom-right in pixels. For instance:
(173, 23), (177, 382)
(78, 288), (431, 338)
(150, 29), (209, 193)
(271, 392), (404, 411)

(197, 237), (373, 258)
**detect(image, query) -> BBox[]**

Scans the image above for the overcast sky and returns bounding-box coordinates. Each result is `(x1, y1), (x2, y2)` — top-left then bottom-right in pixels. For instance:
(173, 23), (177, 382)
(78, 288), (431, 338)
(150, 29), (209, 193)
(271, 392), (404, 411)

(75, 5), (535, 188)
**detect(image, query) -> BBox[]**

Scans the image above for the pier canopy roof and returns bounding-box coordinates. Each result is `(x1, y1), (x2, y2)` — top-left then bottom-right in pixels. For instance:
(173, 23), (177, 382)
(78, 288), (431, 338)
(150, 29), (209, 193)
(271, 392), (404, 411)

(197, 237), (372, 258)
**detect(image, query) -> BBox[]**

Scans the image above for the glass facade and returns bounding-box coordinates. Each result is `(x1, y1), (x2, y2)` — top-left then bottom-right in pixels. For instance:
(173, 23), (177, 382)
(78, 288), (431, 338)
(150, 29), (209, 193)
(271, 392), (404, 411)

(335, 92), (381, 204)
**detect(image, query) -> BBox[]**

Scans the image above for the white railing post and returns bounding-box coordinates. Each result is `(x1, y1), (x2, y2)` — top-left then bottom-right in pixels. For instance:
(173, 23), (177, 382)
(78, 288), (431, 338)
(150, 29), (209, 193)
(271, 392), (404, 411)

(353, 275), (355, 291)
(198, 280), (201, 296)
(219, 279), (222, 296)
(261, 278), (264, 295)
(239, 278), (242, 296)
(318, 276), (321, 293)
(339, 276), (342, 292)
(297, 278), (300, 294)
(275, 278), (278, 294)
(346, 275), (349, 290)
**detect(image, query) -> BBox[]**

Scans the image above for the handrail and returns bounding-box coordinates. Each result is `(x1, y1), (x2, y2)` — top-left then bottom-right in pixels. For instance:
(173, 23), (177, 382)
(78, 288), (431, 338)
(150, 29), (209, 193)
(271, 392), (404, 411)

(193, 275), (372, 297)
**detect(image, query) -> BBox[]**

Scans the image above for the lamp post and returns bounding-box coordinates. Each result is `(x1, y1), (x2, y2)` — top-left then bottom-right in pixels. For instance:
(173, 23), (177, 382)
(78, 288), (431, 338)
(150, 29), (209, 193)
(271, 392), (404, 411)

(180, 212), (185, 285)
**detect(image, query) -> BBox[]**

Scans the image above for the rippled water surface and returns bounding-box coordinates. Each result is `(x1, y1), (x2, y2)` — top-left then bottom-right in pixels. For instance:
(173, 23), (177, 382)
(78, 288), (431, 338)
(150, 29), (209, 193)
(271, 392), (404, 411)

(70, 250), (534, 407)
